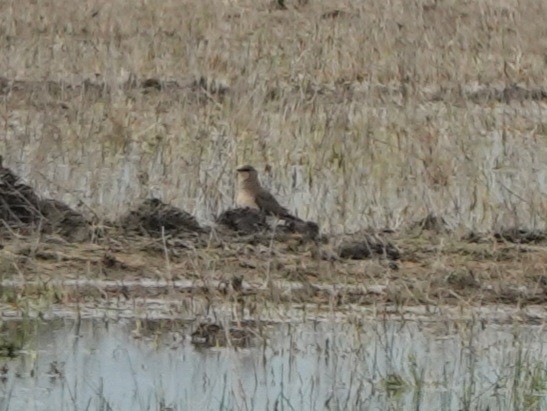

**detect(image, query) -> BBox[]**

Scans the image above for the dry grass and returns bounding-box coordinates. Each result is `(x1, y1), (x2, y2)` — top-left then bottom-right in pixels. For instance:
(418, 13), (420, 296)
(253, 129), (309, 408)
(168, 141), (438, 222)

(1, 230), (545, 309)
(0, 0), (546, 234)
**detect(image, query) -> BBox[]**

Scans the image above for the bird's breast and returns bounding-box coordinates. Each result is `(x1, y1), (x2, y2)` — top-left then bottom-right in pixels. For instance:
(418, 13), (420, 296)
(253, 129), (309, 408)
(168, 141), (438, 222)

(236, 189), (259, 210)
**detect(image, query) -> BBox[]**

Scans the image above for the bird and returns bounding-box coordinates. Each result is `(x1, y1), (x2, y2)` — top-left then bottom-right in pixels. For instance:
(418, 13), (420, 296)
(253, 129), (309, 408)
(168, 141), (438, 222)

(235, 165), (296, 220)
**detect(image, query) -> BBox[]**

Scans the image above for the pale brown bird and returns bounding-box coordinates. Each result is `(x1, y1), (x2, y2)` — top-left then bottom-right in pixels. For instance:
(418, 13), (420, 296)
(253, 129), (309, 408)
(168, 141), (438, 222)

(236, 165), (295, 219)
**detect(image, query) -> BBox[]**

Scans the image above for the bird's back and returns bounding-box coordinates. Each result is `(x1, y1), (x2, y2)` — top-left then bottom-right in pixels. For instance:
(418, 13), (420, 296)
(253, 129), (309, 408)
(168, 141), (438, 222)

(255, 189), (291, 218)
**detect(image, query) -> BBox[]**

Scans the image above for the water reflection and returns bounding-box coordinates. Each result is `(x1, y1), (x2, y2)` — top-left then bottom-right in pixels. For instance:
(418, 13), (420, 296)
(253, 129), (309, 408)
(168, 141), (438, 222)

(0, 318), (545, 410)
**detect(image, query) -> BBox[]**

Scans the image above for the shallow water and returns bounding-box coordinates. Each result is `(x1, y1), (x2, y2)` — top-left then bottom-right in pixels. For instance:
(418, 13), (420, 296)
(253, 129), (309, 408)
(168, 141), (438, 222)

(0, 318), (546, 411)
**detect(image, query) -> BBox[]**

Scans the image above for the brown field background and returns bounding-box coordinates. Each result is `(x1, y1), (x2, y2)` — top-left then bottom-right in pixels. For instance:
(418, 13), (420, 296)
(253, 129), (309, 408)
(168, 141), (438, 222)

(1, 0), (546, 233)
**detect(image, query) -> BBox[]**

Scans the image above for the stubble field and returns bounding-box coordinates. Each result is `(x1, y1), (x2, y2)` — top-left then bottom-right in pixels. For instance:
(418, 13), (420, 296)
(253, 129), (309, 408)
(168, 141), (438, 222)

(1, 1), (547, 409)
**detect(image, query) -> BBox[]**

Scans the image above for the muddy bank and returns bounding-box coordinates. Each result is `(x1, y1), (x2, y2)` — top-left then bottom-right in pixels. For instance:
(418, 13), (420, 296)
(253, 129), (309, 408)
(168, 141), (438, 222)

(1, 159), (546, 311)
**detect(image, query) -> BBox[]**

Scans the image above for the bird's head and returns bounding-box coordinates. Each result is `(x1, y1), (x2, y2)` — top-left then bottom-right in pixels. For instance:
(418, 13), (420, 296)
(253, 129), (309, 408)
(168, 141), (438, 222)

(236, 165), (259, 185)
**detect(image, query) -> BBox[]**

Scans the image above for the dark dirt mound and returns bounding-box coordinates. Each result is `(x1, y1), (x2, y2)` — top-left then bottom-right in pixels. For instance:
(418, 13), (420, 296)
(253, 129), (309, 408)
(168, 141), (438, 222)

(0, 157), (90, 241)
(494, 228), (546, 244)
(339, 235), (400, 260)
(465, 228), (546, 244)
(278, 219), (320, 240)
(217, 207), (320, 240)
(1, 158), (42, 226)
(119, 198), (203, 237)
(217, 208), (269, 235)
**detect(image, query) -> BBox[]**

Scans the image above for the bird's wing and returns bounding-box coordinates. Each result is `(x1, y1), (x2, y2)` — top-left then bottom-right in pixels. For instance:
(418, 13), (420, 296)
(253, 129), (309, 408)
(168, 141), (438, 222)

(255, 189), (291, 217)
